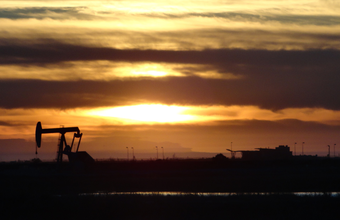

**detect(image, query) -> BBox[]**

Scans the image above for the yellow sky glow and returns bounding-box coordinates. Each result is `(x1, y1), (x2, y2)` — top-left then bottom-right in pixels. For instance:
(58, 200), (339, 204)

(0, 62), (238, 80)
(85, 105), (340, 125)
(2, 105), (340, 134)
(87, 104), (195, 123)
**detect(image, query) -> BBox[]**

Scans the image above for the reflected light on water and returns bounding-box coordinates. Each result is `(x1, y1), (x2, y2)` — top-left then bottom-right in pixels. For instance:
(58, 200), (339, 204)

(79, 191), (340, 197)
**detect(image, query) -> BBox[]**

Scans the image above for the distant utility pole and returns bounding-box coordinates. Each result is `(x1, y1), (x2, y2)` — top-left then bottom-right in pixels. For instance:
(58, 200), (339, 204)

(161, 147), (164, 160)
(126, 147), (129, 161)
(131, 147), (135, 160)
(302, 142), (305, 155)
(228, 142), (236, 159)
(328, 145), (331, 158)
(156, 146), (158, 160)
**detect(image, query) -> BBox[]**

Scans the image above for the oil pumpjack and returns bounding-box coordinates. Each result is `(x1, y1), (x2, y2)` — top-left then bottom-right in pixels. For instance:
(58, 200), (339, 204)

(35, 122), (94, 164)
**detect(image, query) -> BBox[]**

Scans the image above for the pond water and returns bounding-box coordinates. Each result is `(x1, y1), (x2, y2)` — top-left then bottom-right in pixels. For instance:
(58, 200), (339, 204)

(79, 191), (340, 197)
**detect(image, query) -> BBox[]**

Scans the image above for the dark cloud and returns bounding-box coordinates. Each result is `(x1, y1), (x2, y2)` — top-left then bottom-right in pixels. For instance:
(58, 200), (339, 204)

(0, 121), (11, 126)
(0, 40), (339, 67)
(70, 28), (340, 50)
(0, 7), (98, 20)
(0, 139), (30, 153)
(88, 119), (340, 135)
(0, 74), (339, 110)
(151, 12), (340, 26)
(2, 7), (340, 26)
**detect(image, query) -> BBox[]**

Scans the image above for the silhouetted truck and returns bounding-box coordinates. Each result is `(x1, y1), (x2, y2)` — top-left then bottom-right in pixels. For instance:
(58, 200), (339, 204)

(240, 145), (293, 160)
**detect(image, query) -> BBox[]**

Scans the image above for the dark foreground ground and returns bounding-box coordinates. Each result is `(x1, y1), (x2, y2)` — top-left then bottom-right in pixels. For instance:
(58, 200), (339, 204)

(2, 193), (340, 219)
(1, 158), (340, 219)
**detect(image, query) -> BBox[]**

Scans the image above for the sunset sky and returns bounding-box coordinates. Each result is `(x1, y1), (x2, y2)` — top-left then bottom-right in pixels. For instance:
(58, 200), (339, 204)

(1, 0), (340, 161)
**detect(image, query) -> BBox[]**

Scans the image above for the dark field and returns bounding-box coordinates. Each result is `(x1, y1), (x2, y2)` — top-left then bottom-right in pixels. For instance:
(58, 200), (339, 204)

(1, 158), (340, 219)
(2, 193), (340, 219)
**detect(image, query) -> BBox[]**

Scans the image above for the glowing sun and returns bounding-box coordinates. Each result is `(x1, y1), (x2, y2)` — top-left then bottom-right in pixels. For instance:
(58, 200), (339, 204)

(88, 104), (194, 123)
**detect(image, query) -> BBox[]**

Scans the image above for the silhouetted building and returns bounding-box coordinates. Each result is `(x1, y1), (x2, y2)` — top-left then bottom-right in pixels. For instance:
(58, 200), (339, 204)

(241, 145), (293, 160)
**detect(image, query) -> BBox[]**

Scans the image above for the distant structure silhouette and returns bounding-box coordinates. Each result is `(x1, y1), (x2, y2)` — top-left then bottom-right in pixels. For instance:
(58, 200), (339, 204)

(240, 145), (293, 160)
(327, 145), (331, 158)
(161, 147), (164, 160)
(156, 146), (158, 160)
(226, 148), (237, 159)
(226, 141), (237, 159)
(126, 147), (129, 160)
(213, 153), (228, 161)
(131, 147), (135, 160)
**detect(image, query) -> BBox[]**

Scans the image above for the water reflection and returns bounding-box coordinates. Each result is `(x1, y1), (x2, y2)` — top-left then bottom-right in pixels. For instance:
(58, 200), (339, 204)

(79, 191), (340, 197)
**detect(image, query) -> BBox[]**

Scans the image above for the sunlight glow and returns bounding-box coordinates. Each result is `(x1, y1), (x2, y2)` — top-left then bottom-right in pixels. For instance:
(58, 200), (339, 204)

(85, 104), (340, 125)
(0, 61), (240, 80)
(131, 70), (168, 77)
(88, 104), (195, 123)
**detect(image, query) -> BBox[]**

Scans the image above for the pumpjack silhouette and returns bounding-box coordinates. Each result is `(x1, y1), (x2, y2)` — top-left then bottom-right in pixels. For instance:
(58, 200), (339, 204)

(35, 122), (94, 164)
